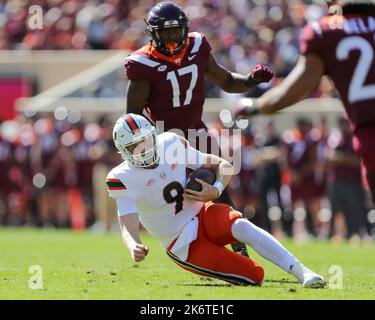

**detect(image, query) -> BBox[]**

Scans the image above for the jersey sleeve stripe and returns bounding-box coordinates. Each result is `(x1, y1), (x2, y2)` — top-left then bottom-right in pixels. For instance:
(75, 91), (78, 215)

(106, 178), (123, 183)
(108, 186), (127, 190)
(191, 32), (203, 54)
(127, 54), (161, 68)
(106, 179), (127, 189)
(107, 181), (126, 187)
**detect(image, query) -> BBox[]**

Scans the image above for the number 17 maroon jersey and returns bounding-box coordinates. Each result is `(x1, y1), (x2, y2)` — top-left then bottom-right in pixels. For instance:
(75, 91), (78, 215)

(124, 32), (211, 132)
(300, 14), (375, 133)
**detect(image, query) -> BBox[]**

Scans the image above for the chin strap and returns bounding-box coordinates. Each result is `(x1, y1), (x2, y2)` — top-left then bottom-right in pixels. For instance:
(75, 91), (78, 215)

(165, 42), (178, 55)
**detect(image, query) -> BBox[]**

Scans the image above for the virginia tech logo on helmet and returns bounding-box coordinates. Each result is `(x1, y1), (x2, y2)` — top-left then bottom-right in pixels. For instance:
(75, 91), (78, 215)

(145, 2), (189, 57)
(164, 20), (179, 27)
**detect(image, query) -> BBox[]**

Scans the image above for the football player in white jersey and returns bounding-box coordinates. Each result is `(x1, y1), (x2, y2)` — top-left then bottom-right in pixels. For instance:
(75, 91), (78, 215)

(106, 113), (326, 288)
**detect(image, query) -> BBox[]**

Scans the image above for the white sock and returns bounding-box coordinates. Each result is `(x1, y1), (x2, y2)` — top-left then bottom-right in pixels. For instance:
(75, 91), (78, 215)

(289, 263), (315, 283)
(231, 219), (299, 274)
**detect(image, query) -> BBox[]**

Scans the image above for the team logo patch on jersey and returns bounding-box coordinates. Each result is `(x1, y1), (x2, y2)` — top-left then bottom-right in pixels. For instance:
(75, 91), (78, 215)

(158, 65), (167, 72)
(106, 178), (127, 190)
(171, 163), (177, 170)
(160, 172), (167, 180)
(147, 179), (155, 186)
(164, 20), (179, 27)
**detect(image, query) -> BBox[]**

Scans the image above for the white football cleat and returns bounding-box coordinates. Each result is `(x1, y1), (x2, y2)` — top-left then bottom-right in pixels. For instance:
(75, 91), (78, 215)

(290, 263), (326, 288)
(302, 273), (326, 288)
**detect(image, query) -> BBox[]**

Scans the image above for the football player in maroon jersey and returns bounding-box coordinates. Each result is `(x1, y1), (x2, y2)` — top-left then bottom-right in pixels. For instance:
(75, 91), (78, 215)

(125, 1), (273, 256)
(285, 118), (322, 240)
(236, 0), (375, 201)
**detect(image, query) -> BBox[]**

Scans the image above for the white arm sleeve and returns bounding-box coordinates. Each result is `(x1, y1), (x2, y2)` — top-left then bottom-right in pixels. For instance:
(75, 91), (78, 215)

(116, 194), (138, 217)
(106, 170), (138, 216)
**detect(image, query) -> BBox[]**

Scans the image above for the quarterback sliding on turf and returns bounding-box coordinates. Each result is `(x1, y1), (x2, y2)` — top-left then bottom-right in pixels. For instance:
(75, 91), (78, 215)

(106, 113), (326, 288)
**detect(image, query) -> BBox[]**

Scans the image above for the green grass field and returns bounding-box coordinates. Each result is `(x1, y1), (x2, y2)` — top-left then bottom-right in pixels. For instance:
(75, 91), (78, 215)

(0, 228), (374, 300)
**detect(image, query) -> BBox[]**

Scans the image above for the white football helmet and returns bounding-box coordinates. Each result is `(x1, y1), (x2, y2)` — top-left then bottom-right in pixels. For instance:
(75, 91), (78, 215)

(113, 114), (159, 167)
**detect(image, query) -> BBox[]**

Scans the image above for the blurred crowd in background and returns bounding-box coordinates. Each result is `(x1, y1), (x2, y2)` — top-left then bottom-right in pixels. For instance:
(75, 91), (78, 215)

(0, 113), (120, 230)
(0, 0), (337, 97)
(1, 113), (374, 243)
(224, 117), (374, 243)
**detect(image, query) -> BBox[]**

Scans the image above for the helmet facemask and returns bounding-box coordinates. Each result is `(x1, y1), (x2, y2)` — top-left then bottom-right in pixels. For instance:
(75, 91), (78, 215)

(154, 26), (187, 56)
(146, 23), (189, 56)
(117, 130), (159, 168)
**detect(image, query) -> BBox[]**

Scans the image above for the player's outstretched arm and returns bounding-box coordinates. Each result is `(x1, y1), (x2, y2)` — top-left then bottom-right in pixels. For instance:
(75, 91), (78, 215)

(118, 213), (149, 263)
(126, 79), (151, 115)
(205, 53), (273, 93)
(237, 54), (324, 117)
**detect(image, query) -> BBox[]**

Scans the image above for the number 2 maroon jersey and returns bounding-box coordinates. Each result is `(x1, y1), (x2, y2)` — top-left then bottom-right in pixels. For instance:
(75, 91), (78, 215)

(124, 32), (211, 131)
(299, 14), (375, 133)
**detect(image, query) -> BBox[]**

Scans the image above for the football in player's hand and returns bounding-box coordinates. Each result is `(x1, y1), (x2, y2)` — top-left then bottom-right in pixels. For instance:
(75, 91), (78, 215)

(185, 168), (216, 192)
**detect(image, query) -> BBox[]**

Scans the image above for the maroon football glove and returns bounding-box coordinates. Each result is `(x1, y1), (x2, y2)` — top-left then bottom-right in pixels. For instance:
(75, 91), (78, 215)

(250, 64), (273, 84)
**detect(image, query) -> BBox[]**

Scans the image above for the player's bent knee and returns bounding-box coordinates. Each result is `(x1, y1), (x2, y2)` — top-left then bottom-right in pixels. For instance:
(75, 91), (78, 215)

(231, 218), (256, 243)
(202, 203), (242, 245)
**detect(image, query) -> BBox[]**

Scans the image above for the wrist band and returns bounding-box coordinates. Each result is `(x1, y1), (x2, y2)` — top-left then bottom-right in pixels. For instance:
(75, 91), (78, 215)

(213, 181), (224, 197)
(244, 74), (259, 88)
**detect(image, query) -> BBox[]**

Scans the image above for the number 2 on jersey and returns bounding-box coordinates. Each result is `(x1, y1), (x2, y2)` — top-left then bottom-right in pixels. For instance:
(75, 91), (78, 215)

(336, 36), (375, 104)
(166, 64), (198, 108)
(163, 181), (184, 214)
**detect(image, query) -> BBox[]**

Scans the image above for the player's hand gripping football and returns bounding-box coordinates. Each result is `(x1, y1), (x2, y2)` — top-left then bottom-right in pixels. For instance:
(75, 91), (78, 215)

(131, 243), (149, 263)
(184, 178), (220, 202)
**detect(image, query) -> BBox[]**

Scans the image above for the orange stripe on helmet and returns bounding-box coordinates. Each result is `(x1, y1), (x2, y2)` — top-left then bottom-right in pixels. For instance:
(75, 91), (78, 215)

(123, 115), (139, 132)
